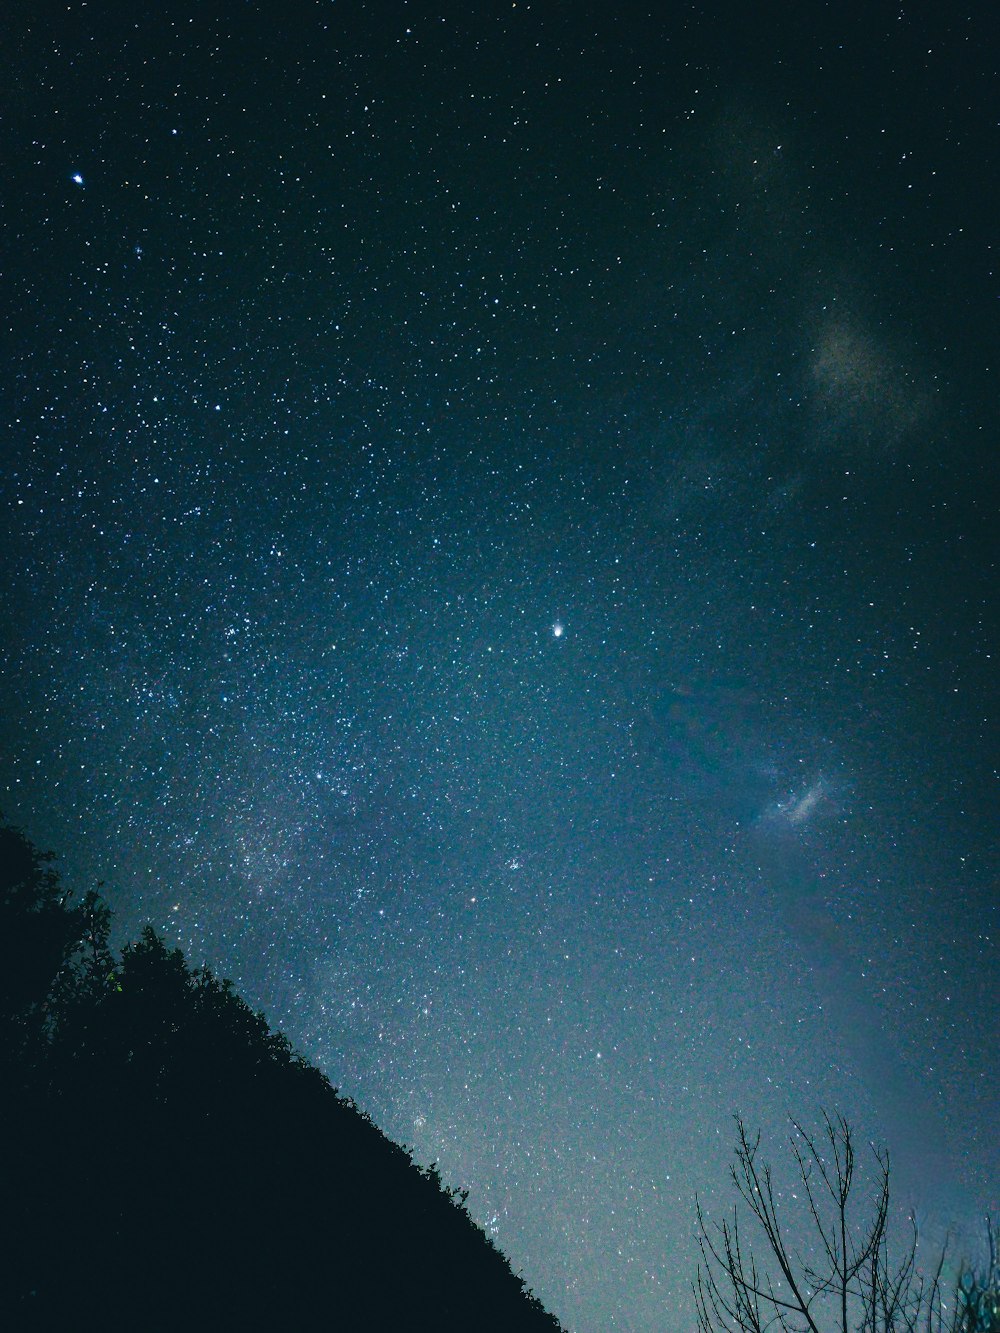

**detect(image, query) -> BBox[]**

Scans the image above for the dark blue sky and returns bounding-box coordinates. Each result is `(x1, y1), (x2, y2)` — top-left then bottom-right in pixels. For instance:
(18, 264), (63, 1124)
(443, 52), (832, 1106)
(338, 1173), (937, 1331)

(2, 2), (996, 1327)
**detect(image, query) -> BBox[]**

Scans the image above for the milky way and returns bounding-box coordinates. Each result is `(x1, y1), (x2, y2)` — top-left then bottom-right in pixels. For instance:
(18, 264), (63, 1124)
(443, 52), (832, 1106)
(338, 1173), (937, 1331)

(2, 4), (996, 1329)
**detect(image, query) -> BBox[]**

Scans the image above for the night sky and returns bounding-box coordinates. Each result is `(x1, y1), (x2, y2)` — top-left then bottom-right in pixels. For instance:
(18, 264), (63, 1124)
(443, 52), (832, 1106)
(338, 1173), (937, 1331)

(2, 2), (997, 1328)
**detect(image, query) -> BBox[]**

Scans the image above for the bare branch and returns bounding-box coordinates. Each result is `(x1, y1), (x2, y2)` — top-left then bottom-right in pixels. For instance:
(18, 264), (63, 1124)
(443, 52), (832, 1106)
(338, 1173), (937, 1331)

(692, 1112), (966, 1333)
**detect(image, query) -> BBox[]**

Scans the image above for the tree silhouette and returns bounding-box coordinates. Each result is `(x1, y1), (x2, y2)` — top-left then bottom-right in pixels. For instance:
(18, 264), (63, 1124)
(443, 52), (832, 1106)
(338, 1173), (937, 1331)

(695, 1112), (996, 1333)
(956, 1218), (1000, 1332)
(0, 819), (565, 1330)
(0, 821), (85, 1050)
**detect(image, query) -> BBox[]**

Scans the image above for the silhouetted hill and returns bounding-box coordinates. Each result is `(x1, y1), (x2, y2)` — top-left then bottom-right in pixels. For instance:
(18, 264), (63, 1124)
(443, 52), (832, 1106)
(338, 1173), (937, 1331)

(0, 820), (565, 1331)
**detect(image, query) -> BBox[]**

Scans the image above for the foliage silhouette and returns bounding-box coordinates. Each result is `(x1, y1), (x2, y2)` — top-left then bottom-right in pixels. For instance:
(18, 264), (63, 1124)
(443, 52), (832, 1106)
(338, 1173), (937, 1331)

(956, 1218), (1000, 1333)
(695, 1112), (998, 1333)
(0, 819), (565, 1331)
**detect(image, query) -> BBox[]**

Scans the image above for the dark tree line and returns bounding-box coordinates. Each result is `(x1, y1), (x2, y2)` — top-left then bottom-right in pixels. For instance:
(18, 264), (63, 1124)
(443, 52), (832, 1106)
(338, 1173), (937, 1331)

(0, 820), (565, 1331)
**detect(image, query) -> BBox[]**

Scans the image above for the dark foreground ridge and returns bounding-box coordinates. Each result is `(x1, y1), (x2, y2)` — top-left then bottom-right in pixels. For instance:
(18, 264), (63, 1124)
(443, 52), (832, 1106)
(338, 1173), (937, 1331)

(0, 820), (565, 1331)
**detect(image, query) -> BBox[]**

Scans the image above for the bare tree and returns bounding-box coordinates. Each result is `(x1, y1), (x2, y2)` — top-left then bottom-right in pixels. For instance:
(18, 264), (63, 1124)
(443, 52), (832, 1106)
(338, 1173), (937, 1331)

(694, 1111), (961, 1333)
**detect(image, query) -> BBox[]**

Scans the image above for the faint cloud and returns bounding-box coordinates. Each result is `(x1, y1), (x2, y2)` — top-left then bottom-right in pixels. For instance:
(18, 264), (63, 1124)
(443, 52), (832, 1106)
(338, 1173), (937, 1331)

(808, 311), (933, 455)
(700, 99), (940, 463)
(759, 774), (840, 835)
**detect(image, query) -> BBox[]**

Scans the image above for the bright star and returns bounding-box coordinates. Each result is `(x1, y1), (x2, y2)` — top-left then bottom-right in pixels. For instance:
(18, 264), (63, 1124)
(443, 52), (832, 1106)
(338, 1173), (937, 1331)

(552, 621), (564, 638)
